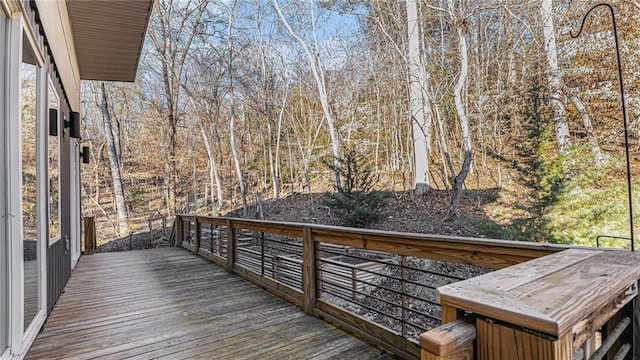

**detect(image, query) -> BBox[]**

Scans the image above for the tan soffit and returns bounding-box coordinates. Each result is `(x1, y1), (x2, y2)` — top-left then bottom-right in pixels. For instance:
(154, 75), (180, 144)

(65, 0), (153, 82)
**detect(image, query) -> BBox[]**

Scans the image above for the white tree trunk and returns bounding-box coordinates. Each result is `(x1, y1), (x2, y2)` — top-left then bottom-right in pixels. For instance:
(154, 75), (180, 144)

(446, 0), (473, 220)
(273, 0), (342, 190)
(227, 2), (248, 216)
(199, 122), (221, 215)
(99, 82), (129, 236)
(541, 0), (570, 153)
(210, 119), (224, 207)
(275, 82), (288, 198)
(453, 30), (471, 155)
(182, 84), (224, 215)
(405, 0), (432, 194)
(569, 94), (605, 163)
(253, 4), (279, 200)
(434, 105), (450, 189)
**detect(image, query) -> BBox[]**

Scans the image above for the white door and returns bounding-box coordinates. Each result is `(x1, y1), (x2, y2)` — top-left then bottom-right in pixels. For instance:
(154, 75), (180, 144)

(70, 140), (81, 268)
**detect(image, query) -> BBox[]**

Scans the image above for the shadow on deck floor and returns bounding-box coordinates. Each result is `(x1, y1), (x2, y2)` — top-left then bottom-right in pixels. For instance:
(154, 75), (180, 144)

(27, 248), (396, 360)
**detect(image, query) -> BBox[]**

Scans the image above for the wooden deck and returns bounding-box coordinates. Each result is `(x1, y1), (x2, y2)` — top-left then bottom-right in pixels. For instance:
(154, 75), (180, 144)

(27, 248), (395, 360)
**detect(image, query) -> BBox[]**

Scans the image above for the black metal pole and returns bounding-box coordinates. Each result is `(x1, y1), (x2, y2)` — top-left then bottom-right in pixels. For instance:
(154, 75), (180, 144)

(571, 3), (634, 251)
(261, 231), (265, 276)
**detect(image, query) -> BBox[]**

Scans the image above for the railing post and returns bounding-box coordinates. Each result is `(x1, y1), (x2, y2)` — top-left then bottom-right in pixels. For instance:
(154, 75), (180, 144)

(186, 220), (191, 244)
(194, 216), (201, 255)
(226, 219), (236, 271)
(420, 319), (475, 360)
(162, 216), (167, 240)
(174, 215), (183, 247)
(218, 225), (224, 256)
(302, 226), (316, 315)
(210, 224), (214, 253)
(83, 217), (96, 255)
(351, 268), (357, 299)
(441, 305), (458, 324)
(476, 318), (572, 360)
(272, 256), (278, 281)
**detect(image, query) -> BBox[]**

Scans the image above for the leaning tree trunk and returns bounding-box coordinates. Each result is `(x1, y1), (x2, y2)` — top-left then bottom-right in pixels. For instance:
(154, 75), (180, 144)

(569, 94), (605, 163)
(100, 82), (129, 236)
(199, 121), (221, 215)
(274, 82), (288, 199)
(445, 0), (473, 220)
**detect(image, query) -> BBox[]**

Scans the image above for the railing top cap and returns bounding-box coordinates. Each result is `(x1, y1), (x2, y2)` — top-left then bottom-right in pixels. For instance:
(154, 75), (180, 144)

(177, 214), (581, 252)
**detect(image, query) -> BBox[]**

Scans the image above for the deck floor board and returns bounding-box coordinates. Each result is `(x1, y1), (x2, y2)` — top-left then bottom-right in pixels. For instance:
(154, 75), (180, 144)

(27, 248), (395, 359)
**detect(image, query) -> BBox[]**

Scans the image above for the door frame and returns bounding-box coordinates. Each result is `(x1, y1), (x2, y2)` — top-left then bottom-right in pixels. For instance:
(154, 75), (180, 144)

(0, 4), (9, 359)
(70, 139), (81, 268)
(5, 6), (48, 357)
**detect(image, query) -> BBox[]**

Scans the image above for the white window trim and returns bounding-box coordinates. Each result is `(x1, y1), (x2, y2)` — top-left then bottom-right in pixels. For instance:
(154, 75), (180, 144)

(70, 139), (80, 268)
(7, 13), (24, 356)
(31, 40), (48, 348)
(20, 52), (47, 360)
(0, 1), (19, 18)
(21, 26), (47, 360)
(47, 80), (61, 245)
(0, 4), (9, 359)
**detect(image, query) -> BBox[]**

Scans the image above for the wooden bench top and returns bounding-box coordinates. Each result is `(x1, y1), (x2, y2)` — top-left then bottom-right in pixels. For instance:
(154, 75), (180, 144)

(437, 248), (640, 337)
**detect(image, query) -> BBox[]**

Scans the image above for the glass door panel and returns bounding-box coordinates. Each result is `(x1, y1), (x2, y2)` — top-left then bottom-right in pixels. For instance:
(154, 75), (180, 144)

(21, 33), (39, 332)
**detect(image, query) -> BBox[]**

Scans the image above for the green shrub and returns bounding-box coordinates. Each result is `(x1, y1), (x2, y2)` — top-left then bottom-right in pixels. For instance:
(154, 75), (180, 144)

(321, 149), (388, 227)
(478, 83), (568, 243)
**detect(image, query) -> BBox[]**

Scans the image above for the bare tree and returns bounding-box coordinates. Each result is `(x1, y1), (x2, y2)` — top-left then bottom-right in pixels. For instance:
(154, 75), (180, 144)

(79, 0), (640, 245)
(183, 90), (224, 215)
(253, 1), (280, 199)
(445, 0), (473, 220)
(273, 0), (342, 190)
(98, 82), (129, 235)
(225, 0), (248, 215)
(147, 0), (208, 214)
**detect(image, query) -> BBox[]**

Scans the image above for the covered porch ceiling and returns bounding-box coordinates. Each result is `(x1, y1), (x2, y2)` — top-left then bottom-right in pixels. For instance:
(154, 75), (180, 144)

(66, 0), (154, 82)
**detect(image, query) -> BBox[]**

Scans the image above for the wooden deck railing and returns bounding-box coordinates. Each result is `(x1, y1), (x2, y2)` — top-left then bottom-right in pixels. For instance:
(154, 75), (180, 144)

(173, 214), (572, 359)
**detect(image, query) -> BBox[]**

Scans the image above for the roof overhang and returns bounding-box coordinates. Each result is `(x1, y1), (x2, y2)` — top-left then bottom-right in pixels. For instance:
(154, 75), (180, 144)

(66, 0), (153, 82)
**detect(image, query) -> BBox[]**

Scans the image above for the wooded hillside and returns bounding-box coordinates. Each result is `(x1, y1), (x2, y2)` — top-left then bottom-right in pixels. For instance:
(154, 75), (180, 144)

(80, 0), (640, 248)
